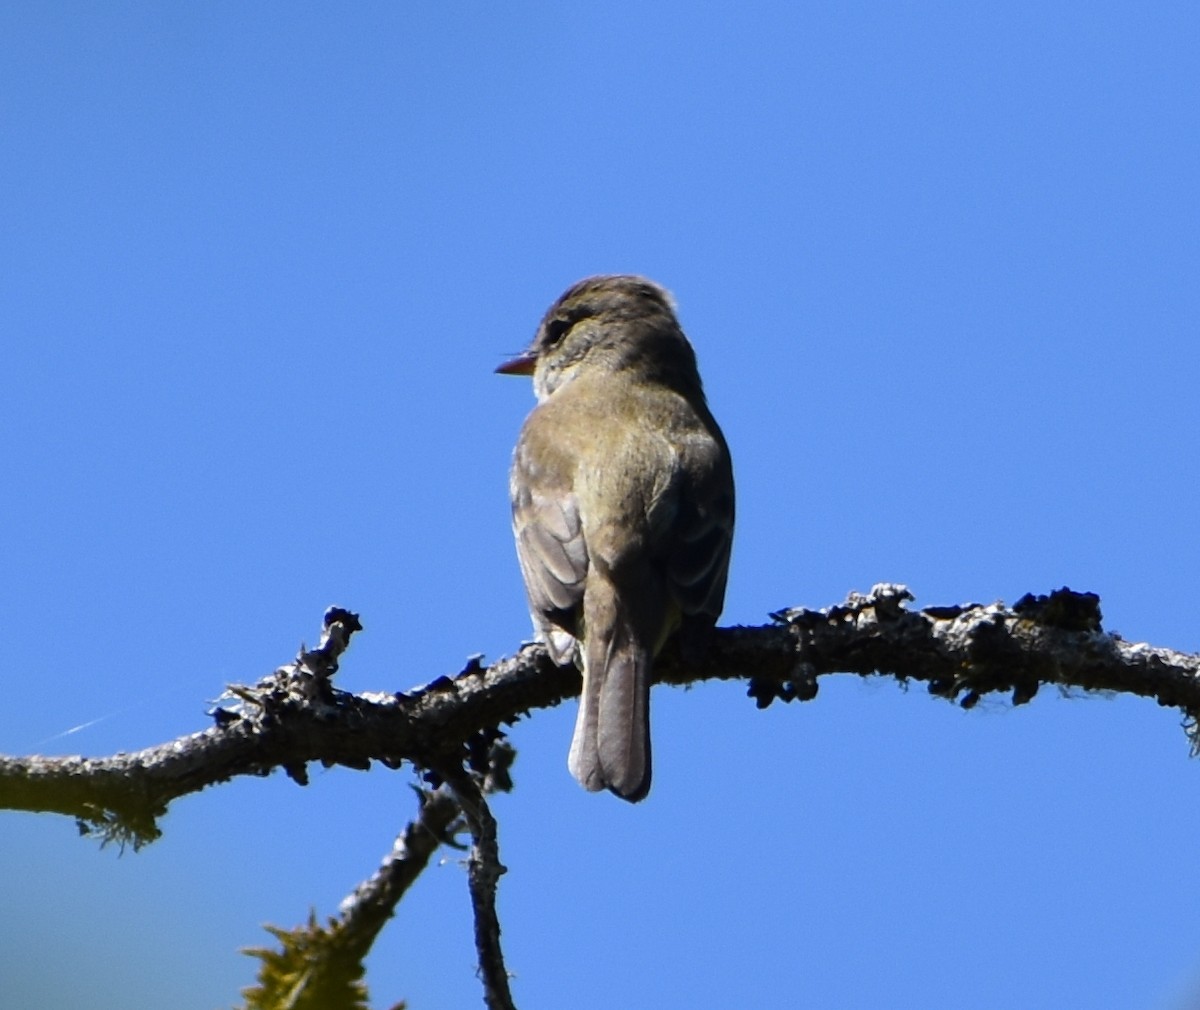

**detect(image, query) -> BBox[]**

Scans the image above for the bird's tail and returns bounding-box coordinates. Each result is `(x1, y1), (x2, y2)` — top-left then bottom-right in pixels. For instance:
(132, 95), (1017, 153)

(568, 605), (652, 803)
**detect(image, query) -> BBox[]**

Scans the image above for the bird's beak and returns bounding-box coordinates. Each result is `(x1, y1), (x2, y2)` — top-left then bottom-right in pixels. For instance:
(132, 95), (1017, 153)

(495, 352), (536, 376)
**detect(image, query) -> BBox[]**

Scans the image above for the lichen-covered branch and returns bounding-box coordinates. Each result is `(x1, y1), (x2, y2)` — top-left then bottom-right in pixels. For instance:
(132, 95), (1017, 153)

(740, 585), (1200, 734)
(2, 587), (1198, 849)
(4, 585), (1200, 1009)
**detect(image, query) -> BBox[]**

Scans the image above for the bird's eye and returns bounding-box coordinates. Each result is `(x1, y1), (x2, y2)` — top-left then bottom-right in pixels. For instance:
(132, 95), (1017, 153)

(544, 317), (571, 346)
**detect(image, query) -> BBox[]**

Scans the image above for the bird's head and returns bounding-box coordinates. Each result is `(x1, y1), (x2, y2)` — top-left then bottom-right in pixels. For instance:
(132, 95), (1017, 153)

(497, 275), (703, 401)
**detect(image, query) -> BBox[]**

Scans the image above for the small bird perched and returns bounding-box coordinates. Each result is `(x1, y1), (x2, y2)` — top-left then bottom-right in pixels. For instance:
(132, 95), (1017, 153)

(497, 276), (734, 801)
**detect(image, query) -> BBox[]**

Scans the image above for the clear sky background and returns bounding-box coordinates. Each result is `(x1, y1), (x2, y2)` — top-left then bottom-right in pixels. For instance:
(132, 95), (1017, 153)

(1, 3), (1198, 1008)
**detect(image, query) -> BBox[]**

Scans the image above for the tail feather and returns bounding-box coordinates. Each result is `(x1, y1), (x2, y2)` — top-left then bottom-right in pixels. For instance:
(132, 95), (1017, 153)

(596, 639), (651, 802)
(567, 664), (604, 792)
(567, 613), (652, 802)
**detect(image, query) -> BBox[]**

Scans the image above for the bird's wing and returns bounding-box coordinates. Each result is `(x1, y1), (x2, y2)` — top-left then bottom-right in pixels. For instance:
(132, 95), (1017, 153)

(511, 451), (589, 662)
(665, 435), (735, 621)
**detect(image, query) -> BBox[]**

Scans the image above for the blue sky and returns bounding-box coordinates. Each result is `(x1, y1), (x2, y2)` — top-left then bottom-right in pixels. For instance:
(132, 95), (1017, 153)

(2, 3), (1198, 1008)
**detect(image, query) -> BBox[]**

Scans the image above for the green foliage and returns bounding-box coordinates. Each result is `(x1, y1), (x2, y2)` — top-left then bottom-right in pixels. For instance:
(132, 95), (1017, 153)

(237, 912), (404, 1010)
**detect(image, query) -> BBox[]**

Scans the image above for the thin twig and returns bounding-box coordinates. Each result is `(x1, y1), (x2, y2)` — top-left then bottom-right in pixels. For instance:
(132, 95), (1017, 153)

(438, 761), (515, 1010)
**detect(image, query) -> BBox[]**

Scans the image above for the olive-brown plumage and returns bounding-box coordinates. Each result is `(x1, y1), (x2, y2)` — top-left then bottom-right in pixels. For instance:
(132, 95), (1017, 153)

(498, 276), (734, 801)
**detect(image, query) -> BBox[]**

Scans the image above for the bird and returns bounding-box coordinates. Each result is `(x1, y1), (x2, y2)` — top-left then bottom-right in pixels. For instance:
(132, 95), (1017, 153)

(497, 275), (734, 801)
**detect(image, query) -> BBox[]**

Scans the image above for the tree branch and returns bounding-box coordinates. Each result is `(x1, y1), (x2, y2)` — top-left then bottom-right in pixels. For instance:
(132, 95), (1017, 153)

(335, 786), (465, 961)
(5, 584), (1200, 1009)
(2, 585), (1197, 848)
(237, 785), (466, 1010)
